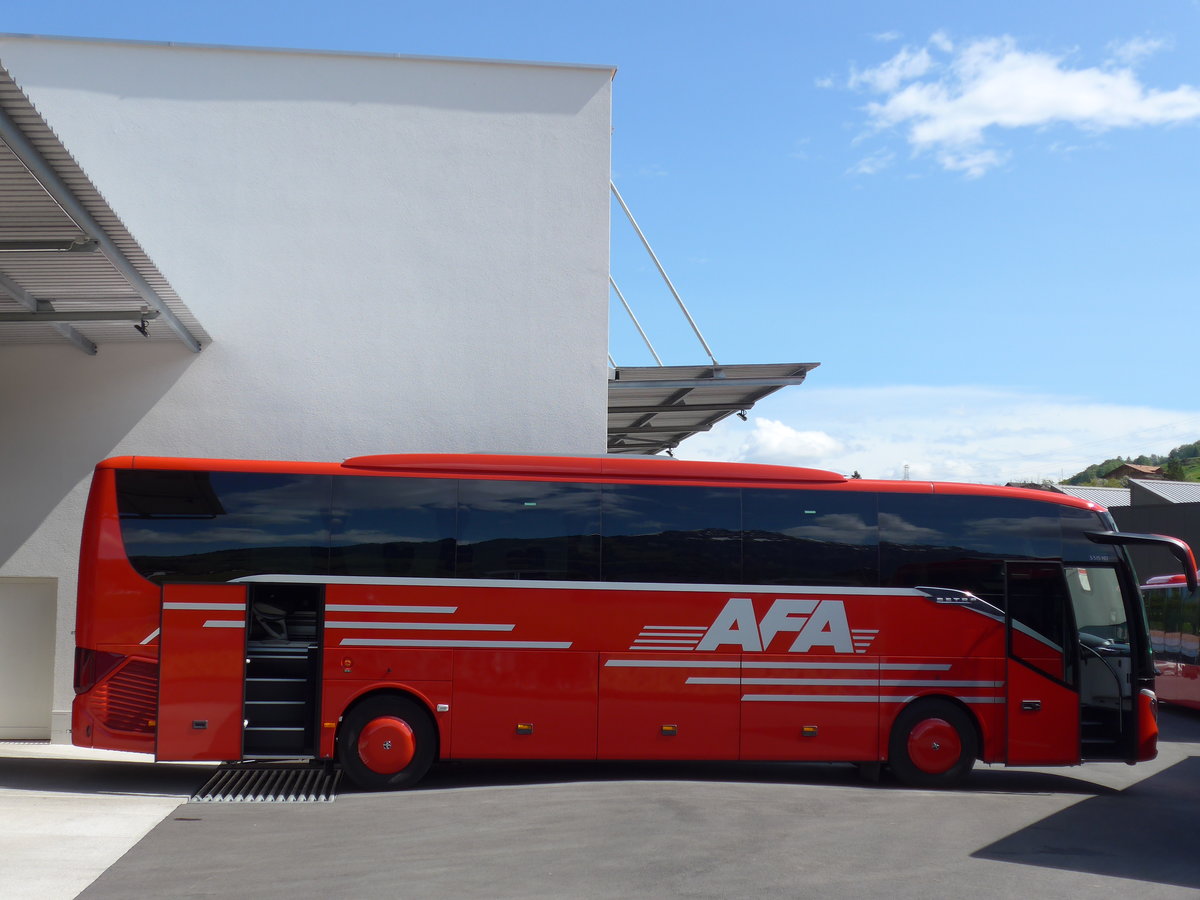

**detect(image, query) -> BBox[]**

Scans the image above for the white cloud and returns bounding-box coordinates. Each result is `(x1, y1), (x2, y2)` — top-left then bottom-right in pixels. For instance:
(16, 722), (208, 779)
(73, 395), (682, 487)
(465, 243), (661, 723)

(1108, 36), (1169, 66)
(849, 33), (1200, 176)
(848, 149), (894, 175)
(850, 46), (933, 93)
(674, 385), (1200, 485)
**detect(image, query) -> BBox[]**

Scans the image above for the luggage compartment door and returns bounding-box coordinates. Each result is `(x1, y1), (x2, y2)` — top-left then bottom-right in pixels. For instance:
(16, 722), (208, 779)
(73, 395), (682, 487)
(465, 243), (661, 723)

(157, 584), (247, 761)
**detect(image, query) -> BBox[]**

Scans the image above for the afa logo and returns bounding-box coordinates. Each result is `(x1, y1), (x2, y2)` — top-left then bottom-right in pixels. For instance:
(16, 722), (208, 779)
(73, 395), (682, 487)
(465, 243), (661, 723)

(696, 598), (860, 653)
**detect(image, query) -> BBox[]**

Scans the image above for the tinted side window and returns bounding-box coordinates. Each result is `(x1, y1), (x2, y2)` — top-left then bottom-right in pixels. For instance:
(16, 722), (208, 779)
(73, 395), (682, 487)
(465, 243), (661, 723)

(116, 470), (332, 583)
(1060, 506), (1119, 564)
(743, 489), (877, 586)
(602, 484), (740, 584)
(456, 480), (601, 580)
(879, 494), (1062, 603)
(1008, 562), (1071, 681)
(331, 475), (456, 578)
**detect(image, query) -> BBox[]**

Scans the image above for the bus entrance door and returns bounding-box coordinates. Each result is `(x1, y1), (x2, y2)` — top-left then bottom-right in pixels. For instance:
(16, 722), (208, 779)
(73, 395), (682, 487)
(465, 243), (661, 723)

(157, 584), (247, 762)
(1004, 562), (1080, 766)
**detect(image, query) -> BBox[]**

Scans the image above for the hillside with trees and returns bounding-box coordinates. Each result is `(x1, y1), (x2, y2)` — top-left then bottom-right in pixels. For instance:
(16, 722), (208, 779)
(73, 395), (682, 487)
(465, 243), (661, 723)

(1064, 440), (1200, 486)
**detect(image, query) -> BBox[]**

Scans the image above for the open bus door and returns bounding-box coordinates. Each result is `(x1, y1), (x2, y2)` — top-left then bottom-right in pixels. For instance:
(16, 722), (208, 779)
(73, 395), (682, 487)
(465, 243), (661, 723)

(1004, 562), (1081, 766)
(157, 584), (247, 761)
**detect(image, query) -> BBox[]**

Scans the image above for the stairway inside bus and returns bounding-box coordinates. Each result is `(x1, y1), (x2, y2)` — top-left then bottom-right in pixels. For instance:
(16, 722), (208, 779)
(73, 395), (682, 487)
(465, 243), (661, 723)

(244, 584), (322, 759)
(1078, 649), (1132, 759)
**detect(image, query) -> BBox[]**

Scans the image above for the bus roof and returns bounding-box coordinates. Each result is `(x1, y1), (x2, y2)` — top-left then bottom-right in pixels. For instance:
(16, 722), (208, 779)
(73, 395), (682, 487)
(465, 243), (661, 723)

(96, 453), (1102, 510)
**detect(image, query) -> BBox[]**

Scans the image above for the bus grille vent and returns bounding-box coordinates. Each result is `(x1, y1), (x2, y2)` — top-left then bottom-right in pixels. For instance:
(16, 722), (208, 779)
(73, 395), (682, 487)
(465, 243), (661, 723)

(93, 659), (158, 734)
(190, 762), (341, 803)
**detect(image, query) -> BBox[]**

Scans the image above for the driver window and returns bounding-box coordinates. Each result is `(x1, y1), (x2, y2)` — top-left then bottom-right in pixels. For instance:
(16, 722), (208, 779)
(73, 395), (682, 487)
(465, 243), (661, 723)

(1007, 562), (1069, 681)
(1066, 567), (1129, 645)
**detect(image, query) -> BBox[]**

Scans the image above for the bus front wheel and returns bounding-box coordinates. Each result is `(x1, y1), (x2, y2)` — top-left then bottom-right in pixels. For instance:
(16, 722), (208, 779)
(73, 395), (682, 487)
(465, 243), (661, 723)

(888, 699), (977, 788)
(338, 695), (437, 791)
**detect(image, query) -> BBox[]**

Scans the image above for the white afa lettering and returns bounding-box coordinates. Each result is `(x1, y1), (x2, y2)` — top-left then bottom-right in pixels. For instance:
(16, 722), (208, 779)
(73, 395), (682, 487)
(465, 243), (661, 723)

(788, 601), (854, 653)
(695, 597), (856, 653)
(695, 597), (761, 651)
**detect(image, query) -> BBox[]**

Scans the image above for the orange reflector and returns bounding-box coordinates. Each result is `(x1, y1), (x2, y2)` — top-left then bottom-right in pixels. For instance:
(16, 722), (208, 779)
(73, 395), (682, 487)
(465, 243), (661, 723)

(801, 725), (819, 737)
(661, 724), (678, 736)
(324, 722), (336, 729)
(516, 723), (534, 735)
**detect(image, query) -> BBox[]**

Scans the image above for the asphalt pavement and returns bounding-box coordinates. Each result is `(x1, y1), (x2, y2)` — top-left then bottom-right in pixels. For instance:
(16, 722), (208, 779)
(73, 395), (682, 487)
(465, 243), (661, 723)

(3, 708), (1199, 899)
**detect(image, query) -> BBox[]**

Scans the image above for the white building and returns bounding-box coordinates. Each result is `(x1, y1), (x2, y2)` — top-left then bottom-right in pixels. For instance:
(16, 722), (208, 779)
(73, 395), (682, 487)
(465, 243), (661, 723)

(0, 35), (614, 741)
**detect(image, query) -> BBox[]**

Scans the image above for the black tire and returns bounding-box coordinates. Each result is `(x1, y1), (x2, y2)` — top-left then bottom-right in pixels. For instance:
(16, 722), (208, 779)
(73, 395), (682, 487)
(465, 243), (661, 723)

(888, 699), (977, 788)
(337, 695), (437, 791)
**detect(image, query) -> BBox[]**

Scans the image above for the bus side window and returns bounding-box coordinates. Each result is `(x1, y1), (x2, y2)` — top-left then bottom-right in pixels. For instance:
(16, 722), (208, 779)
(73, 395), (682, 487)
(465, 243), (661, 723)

(1144, 585), (1167, 659)
(331, 475), (456, 578)
(741, 488), (877, 586)
(456, 480), (601, 581)
(1183, 589), (1199, 664)
(878, 494), (1060, 606)
(602, 484), (740, 584)
(116, 470), (332, 582)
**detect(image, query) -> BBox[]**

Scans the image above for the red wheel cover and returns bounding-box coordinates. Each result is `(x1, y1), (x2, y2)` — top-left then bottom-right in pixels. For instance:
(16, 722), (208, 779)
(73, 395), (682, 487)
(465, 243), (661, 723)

(357, 716), (416, 774)
(906, 717), (962, 775)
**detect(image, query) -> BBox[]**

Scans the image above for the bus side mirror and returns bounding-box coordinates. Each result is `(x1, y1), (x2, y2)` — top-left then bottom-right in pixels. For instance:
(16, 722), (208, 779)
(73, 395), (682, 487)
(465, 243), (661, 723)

(1086, 531), (1198, 593)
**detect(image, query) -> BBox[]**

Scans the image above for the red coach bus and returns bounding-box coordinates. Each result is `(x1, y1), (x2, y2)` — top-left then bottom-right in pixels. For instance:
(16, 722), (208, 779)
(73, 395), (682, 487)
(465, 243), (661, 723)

(72, 454), (1196, 789)
(1143, 573), (1200, 710)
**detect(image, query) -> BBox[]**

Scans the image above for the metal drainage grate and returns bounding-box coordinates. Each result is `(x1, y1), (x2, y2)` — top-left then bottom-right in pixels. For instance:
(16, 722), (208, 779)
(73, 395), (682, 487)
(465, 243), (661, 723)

(190, 762), (341, 803)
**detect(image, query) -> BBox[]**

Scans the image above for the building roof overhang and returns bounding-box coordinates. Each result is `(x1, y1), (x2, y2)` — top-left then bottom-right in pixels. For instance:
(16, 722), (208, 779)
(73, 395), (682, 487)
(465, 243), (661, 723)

(607, 362), (819, 455)
(0, 59), (208, 355)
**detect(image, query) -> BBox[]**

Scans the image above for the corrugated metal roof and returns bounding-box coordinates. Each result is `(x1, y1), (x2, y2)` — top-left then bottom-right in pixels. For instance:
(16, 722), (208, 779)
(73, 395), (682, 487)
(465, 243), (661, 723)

(607, 363), (818, 455)
(0, 61), (209, 353)
(1130, 479), (1200, 505)
(1053, 485), (1131, 507)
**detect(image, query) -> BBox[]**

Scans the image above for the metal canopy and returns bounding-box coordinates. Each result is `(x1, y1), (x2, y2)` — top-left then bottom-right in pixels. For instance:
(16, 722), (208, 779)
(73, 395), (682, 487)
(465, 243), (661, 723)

(607, 362), (819, 455)
(0, 63), (207, 355)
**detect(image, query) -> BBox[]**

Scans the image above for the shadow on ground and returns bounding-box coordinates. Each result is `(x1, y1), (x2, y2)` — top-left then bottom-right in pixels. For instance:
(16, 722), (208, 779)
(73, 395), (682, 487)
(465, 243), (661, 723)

(336, 755), (1116, 798)
(973, 755), (1200, 890)
(0, 756), (212, 798)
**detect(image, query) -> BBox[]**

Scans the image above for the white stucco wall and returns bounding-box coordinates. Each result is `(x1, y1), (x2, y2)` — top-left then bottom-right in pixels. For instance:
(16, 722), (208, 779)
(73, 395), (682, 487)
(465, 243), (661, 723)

(0, 36), (613, 740)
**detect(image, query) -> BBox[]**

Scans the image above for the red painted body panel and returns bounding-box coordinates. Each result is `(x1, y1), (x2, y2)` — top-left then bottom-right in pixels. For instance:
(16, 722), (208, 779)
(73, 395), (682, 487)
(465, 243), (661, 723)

(75, 453), (1127, 772)
(1005, 658), (1080, 765)
(316, 581), (1012, 764)
(599, 653), (739, 759)
(452, 651), (598, 759)
(739, 654), (879, 762)
(1154, 661), (1200, 710)
(157, 584), (247, 761)
(1143, 576), (1200, 711)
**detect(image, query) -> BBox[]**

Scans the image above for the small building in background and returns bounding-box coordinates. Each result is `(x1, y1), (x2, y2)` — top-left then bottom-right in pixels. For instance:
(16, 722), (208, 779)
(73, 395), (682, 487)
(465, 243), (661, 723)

(1103, 463), (1163, 481)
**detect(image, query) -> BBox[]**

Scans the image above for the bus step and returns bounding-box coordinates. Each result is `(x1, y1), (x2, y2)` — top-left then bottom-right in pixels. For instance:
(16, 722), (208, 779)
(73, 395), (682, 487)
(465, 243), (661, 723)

(190, 761), (341, 803)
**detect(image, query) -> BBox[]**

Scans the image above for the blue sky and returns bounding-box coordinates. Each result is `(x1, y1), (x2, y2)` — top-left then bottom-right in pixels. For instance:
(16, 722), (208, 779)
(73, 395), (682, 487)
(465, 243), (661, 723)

(4, 1), (1198, 481)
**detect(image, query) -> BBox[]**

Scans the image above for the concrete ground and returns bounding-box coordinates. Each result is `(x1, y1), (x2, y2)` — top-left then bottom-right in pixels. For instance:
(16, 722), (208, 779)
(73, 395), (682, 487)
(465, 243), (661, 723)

(3, 708), (1199, 899)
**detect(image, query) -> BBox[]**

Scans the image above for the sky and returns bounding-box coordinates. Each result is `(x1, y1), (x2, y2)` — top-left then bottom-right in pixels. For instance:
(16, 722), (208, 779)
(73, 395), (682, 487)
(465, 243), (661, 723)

(3, 1), (1198, 483)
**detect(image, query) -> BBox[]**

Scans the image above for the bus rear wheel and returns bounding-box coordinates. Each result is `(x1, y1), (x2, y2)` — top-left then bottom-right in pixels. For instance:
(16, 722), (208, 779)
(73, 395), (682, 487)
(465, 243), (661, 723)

(338, 695), (437, 791)
(888, 699), (977, 788)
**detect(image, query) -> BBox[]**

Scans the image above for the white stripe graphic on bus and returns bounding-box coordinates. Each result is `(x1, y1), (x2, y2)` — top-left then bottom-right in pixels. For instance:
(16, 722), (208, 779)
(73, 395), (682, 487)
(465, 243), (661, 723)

(339, 639), (573, 649)
(742, 694), (1005, 704)
(164, 602), (245, 611)
(327, 621), (514, 632)
(604, 659), (953, 671)
(325, 605), (457, 614)
(687, 677), (1002, 688)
